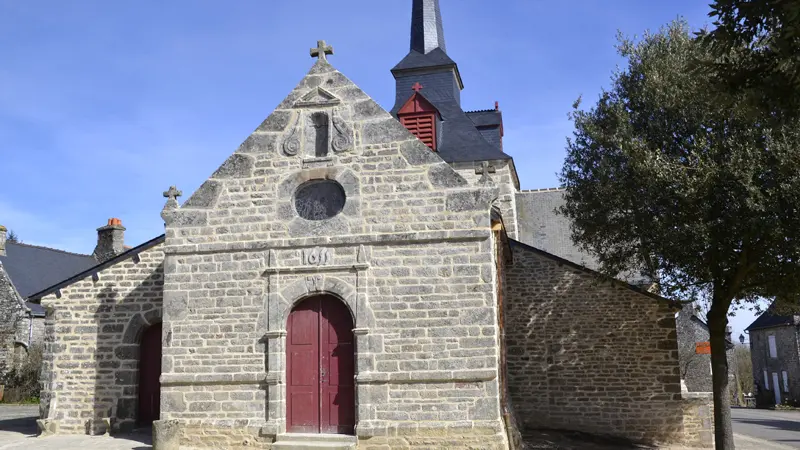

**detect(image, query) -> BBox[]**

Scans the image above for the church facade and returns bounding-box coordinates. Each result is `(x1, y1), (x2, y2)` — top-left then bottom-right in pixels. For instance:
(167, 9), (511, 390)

(31, 1), (714, 448)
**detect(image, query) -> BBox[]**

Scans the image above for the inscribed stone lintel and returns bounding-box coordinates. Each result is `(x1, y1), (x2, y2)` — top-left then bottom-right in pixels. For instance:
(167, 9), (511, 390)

(262, 263), (369, 275)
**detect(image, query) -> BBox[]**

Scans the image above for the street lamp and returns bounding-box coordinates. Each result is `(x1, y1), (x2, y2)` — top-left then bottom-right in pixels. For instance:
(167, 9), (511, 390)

(739, 334), (745, 345)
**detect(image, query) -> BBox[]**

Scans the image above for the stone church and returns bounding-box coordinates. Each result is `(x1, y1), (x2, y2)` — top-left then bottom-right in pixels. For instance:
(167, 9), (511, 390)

(28, 1), (714, 448)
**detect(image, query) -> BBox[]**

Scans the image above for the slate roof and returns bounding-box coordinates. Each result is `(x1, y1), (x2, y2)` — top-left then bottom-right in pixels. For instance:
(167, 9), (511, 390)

(392, 48), (458, 73)
(515, 189), (599, 270)
(27, 234), (165, 301)
(466, 109), (503, 128)
(746, 308), (796, 331)
(515, 188), (653, 286)
(410, 0), (447, 55)
(395, 90), (511, 163)
(0, 242), (96, 299)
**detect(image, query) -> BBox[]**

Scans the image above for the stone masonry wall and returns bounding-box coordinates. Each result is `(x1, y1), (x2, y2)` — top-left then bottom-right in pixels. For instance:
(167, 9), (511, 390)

(39, 243), (164, 434)
(0, 263), (26, 375)
(453, 161), (518, 240)
(750, 326), (800, 404)
(504, 242), (708, 447)
(158, 58), (507, 448)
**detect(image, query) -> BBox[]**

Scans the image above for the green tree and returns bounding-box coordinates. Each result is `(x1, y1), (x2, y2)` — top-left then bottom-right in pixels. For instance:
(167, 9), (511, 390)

(6, 230), (21, 244)
(560, 21), (800, 449)
(699, 0), (800, 116)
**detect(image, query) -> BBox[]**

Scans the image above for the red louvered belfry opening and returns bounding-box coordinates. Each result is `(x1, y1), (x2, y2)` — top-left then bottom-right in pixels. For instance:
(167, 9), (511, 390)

(400, 113), (436, 150)
(398, 92), (439, 151)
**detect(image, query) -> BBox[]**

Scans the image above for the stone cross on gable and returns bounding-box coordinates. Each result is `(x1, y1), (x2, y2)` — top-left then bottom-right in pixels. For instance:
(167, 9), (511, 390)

(310, 40), (334, 61)
(475, 161), (496, 185)
(162, 185), (182, 210)
(412, 82), (424, 92)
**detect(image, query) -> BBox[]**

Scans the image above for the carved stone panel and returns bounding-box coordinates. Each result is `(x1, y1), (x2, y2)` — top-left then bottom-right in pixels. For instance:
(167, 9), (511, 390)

(302, 247), (333, 266)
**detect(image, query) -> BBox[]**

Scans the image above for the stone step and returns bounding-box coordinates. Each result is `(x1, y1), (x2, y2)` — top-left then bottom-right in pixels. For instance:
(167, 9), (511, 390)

(272, 433), (357, 450)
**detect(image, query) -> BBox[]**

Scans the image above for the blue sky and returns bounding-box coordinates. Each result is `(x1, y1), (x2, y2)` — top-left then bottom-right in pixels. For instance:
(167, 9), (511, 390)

(0, 0), (759, 337)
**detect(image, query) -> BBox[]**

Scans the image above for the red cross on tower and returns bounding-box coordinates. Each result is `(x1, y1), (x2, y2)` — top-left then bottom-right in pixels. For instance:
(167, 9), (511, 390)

(411, 82), (424, 92)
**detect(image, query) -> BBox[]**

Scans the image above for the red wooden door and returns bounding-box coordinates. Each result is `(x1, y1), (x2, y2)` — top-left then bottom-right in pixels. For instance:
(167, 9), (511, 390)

(287, 296), (355, 434)
(138, 322), (162, 425)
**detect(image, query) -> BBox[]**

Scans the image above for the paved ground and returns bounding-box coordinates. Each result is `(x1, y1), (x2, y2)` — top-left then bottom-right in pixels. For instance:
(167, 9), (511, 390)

(1, 405), (798, 449)
(0, 405), (151, 449)
(732, 407), (800, 448)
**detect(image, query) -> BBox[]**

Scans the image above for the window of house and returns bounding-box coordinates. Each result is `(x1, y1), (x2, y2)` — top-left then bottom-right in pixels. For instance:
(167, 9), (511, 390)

(769, 335), (778, 358)
(783, 371), (790, 392)
(765, 370), (770, 389)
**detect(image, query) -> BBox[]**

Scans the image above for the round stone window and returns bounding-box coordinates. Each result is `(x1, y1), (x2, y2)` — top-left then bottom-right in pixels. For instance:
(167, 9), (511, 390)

(294, 179), (347, 221)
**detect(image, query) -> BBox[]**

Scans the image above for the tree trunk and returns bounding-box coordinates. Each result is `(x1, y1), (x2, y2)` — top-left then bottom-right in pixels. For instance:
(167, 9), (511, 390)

(708, 297), (735, 449)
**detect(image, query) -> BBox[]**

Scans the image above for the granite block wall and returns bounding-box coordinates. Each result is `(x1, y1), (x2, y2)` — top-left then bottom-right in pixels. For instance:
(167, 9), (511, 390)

(504, 242), (710, 447)
(157, 58), (508, 448)
(38, 244), (164, 434)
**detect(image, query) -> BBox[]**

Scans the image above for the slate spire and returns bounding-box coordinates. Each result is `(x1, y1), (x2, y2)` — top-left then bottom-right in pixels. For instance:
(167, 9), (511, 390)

(411, 0), (446, 55)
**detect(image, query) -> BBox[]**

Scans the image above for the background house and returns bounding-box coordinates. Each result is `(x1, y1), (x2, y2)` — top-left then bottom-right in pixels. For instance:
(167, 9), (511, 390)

(747, 307), (800, 406)
(0, 221), (125, 375)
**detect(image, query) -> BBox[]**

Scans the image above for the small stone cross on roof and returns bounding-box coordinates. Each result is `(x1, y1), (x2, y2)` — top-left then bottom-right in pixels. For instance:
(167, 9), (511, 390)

(310, 40), (334, 61)
(412, 82), (424, 92)
(162, 185), (182, 210)
(163, 186), (182, 201)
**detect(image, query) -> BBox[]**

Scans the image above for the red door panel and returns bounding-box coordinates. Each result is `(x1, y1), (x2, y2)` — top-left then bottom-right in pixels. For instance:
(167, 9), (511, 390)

(320, 300), (355, 434)
(138, 322), (162, 425)
(287, 299), (320, 433)
(286, 296), (355, 435)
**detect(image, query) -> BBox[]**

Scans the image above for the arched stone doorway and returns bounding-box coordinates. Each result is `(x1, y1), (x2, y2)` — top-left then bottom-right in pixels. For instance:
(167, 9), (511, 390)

(137, 322), (162, 425)
(286, 295), (355, 435)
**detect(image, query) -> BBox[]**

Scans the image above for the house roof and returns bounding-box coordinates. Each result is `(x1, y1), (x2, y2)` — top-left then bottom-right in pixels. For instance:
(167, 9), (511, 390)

(746, 308), (796, 331)
(27, 234), (165, 301)
(0, 242), (97, 299)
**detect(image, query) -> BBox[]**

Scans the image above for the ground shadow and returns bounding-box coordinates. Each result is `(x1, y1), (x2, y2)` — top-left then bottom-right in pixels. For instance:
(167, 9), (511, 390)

(0, 413), (38, 436)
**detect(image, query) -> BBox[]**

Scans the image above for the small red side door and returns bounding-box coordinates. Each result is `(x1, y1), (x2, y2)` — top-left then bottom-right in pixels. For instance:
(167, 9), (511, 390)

(287, 296), (354, 434)
(138, 322), (162, 425)
(320, 299), (355, 434)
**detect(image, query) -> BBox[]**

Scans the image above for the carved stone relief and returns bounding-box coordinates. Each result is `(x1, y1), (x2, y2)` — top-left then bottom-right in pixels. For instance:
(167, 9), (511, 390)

(331, 108), (353, 153)
(282, 112), (301, 156)
(302, 247), (333, 266)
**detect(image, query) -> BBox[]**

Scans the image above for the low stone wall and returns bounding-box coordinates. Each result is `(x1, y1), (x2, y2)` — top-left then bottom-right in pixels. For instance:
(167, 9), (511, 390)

(505, 241), (700, 446)
(681, 392), (714, 448)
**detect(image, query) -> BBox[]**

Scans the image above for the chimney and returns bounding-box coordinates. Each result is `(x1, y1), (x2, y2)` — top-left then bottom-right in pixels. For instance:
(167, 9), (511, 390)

(93, 218), (126, 263)
(0, 225), (6, 257)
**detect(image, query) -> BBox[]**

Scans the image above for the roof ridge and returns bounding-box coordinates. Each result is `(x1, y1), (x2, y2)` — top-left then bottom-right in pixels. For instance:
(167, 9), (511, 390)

(6, 241), (93, 258)
(465, 109), (499, 114)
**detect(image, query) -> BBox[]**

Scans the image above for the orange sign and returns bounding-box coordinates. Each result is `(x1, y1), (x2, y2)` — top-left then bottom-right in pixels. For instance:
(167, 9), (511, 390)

(696, 342), (711, 354)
